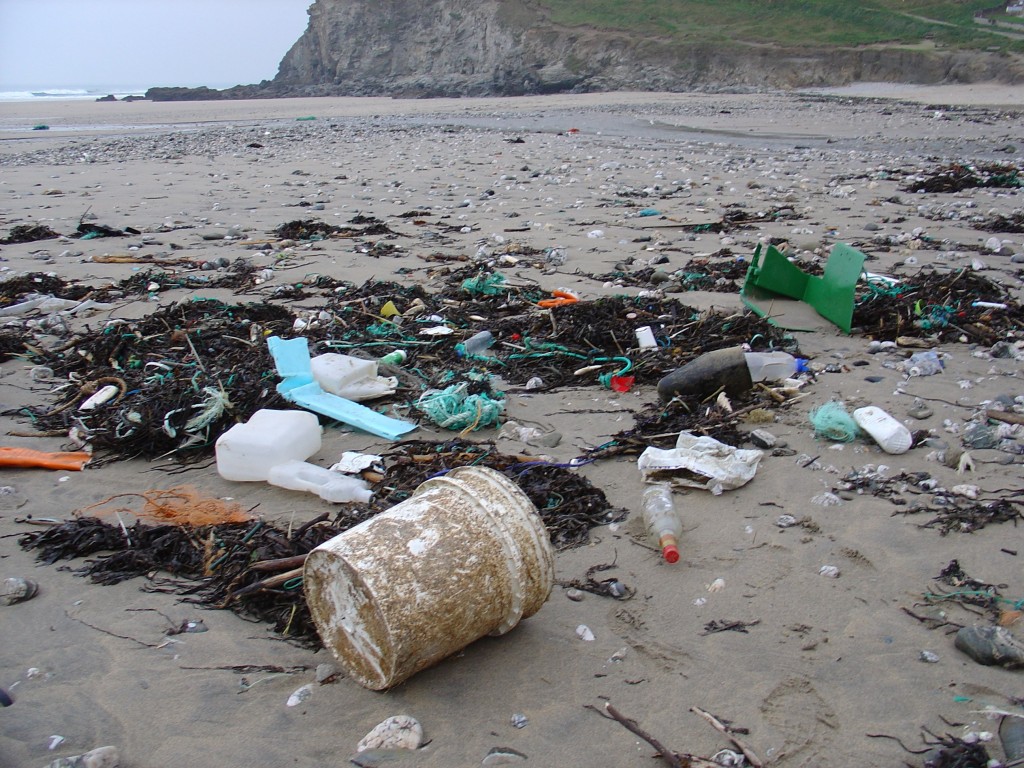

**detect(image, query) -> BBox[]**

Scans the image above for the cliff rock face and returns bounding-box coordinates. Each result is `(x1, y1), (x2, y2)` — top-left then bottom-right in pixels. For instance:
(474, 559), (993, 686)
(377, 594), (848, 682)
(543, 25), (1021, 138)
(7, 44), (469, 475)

(152, 0), (1024, 100)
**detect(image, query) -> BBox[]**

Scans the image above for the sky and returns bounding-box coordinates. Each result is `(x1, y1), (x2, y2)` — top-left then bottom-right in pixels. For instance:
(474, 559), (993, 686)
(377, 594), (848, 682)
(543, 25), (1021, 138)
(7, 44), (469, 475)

(0, 0), (313, 91)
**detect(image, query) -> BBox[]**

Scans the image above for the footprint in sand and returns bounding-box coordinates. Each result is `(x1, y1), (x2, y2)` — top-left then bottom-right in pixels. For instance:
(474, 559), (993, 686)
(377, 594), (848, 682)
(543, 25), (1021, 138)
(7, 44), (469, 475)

(760, 677), (839, 767)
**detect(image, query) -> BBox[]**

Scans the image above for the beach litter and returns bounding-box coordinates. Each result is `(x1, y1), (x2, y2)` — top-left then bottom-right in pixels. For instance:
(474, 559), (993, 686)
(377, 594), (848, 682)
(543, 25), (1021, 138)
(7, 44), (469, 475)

(637, 431), (763, 495)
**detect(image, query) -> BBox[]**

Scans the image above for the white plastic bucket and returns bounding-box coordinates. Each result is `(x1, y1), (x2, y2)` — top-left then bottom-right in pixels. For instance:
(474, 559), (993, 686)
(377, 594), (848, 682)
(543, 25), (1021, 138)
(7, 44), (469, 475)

(303, 466), (555, 690)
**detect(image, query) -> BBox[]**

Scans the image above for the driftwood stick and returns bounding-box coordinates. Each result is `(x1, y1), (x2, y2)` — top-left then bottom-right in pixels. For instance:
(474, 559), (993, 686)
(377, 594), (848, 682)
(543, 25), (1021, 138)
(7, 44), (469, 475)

(602, 702), (684, 768)
(228, 567), (304, 602)
(690, 706), (764, 768)
(986, 409), (1024, 426)
(248, 554), (308, 573)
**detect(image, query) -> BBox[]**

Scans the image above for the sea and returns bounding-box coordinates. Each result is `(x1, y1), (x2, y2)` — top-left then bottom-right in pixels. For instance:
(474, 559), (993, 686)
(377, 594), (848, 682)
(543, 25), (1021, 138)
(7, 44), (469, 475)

(0, 87), (151, 102)
(0, 84), (238, 103)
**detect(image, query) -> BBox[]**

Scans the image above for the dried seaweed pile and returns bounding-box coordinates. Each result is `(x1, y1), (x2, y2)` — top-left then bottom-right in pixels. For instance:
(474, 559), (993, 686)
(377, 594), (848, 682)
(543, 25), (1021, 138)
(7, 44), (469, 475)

(496, 296), (794, 388)
(588, 391), (761, 458)
(904, 497), (1023, 535)
(11, 261), (792, 463)
(974, 210), (1024, 234)
(834, 468), (1024, 535)
(902, 162), (1022, 193)
(853, 267), (1023, 343)
(0, 272), (93, 305)
(0, 224), (61, 244)
(25, 299), (296, 462)
(274, 217), (399, 241)
(19, 443), (622, 645)
(583, 254), (747, 292)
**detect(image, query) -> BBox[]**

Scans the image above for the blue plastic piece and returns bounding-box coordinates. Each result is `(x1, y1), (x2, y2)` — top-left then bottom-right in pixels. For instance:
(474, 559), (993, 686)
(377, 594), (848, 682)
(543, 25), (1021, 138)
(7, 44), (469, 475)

(267, 336), (416, 441)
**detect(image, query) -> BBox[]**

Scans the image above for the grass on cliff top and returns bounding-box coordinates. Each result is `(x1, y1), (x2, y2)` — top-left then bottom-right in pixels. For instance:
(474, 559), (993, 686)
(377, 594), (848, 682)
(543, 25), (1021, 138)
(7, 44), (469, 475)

(538, 0), (1024, 51)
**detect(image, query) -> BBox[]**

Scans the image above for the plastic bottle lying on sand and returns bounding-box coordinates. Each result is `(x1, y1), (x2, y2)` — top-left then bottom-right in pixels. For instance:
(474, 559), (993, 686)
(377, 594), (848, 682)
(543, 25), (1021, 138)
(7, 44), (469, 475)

(744, 351), (807, 383)
(641, 484), (683, 564)
(267, 460), (373, 503)
(853, 406), (913, 455)
(657, 346), (806, 401)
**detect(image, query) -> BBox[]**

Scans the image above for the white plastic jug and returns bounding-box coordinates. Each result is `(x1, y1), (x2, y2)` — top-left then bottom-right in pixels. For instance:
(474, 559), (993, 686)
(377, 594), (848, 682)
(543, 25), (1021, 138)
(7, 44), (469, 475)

(215, 409), (322, 481)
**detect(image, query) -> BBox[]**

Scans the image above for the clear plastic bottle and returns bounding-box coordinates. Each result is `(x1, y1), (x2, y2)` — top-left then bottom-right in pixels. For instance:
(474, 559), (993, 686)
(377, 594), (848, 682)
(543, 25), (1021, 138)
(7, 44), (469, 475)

(744, 351), (807, 383)
(456, 330), (494, 357)
(641, 484), (683, 564)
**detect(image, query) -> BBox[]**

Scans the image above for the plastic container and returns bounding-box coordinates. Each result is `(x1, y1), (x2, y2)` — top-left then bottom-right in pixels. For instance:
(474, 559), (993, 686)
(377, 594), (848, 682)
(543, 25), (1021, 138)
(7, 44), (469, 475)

(456, 330), (494, 357)
(303, 465), (555, 690)
(852, 406), (913, 454)
(634, 326), (657, 349)
(378, 350), (407, 365)
(267, 460), (373, 503)
(744, 351), (806, 383)
(215, 409), (322, 481)
(310, 353), (378, 396)
(641, 484), (682, 563)
(903, 350), (943, 377)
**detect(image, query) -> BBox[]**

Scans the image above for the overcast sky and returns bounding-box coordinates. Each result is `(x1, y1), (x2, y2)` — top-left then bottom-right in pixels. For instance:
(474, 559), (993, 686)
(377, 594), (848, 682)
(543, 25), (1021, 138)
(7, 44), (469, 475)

(0, 0), (313, 90)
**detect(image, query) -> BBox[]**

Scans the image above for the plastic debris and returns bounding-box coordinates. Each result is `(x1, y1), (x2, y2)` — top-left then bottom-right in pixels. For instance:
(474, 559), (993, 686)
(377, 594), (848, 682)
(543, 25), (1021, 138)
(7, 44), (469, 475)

(638, 431), (763, 495)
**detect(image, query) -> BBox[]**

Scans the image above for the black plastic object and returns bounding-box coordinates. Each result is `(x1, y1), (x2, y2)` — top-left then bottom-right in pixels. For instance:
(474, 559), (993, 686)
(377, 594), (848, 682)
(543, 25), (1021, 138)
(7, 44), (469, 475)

(0, 687), (12, 707)
(656, 346), (752, 401)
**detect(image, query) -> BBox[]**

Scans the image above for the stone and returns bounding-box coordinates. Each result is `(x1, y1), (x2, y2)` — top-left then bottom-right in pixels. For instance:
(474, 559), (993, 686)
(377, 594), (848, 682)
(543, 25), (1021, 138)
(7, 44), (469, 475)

(357, 716), (424, 753)
(44, 746), (119, 768)
(749, 429), (777, 449)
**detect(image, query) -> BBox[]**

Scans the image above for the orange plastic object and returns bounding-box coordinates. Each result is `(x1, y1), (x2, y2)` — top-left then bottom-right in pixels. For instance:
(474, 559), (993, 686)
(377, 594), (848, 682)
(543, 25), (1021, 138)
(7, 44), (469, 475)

(0, 447), (91, 471)
(536, 290), (579, 309)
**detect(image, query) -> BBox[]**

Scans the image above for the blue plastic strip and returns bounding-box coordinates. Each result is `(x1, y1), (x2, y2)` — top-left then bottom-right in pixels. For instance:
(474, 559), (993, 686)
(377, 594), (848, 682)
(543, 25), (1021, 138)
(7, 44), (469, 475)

(267, 336), (416, 441)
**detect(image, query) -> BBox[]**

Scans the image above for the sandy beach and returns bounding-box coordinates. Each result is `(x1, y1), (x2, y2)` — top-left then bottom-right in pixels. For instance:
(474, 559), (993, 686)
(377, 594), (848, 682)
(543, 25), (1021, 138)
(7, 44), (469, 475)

(1, 85), (1023, 768)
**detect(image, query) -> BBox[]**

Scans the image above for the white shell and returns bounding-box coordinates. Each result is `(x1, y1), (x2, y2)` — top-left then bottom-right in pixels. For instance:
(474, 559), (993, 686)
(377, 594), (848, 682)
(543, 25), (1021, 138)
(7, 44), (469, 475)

(819, 565), (841, 579)
(356, 715), (424, 752)
(575, 624), (595, 641)
(707, 578), (726, 593)
(286, 683), (313, 707)
(79, 384), (119, 411)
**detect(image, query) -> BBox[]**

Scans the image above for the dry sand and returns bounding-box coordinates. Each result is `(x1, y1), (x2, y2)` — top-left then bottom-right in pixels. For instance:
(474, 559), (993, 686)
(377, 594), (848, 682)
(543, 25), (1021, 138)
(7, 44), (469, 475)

(1, 86), (1023, 768)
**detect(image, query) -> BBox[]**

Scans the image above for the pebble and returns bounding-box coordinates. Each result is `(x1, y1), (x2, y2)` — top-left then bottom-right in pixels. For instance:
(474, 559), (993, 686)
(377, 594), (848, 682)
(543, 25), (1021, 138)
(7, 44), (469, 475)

(315, 663), (339, 684)
(357, 716), (424, 752)
(565, 588), (584, 601)
(749, 428), (777, 449)
(43, 746), (119, 768)
(907, 399), (933, 419)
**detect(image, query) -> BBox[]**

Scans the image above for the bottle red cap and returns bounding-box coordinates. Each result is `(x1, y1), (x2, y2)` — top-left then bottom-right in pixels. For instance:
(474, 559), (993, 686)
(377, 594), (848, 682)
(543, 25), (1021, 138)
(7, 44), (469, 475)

(662, 544), (680, 564)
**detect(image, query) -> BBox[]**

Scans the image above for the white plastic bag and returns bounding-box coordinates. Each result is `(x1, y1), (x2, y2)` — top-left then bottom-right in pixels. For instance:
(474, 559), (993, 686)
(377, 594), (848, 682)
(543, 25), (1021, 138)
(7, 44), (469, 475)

(637, 431), (763, 495)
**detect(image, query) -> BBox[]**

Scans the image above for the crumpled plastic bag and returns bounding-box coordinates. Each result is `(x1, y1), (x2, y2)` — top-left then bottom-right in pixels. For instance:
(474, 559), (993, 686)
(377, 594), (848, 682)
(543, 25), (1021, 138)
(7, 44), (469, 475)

(637, 431), (763, 495)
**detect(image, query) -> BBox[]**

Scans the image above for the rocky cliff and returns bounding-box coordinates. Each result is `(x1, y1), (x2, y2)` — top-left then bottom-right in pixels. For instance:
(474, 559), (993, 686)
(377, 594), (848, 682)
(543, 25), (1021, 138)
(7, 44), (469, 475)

(148, 0), (1024, 101)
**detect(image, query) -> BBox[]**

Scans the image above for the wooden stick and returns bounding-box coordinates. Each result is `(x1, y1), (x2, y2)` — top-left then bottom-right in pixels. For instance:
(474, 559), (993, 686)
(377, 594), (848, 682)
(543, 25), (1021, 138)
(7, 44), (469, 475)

(690, 706), (764, 768)
(248, 554), (308, 573)
(986, 409), (1024, 426)
(602, 702), (684, 768)
(229, 567), (304, 601)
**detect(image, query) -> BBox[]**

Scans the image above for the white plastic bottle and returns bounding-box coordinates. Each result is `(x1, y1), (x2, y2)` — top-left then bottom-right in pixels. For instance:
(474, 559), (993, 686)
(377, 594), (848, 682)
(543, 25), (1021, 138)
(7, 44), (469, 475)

(744, 351), (807, 383)
(641, 484), (683, 564)
(267, 460), (373, 503)
(853, 406), (913, 454)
